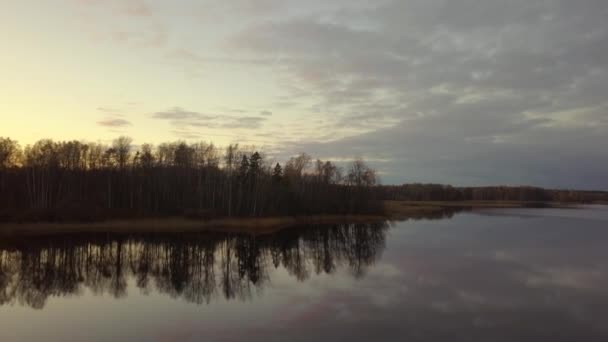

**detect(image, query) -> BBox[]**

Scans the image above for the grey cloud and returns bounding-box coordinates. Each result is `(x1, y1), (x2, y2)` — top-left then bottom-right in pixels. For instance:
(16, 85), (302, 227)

(166, 48), (275, 67)
(281, 116), (608, 189)
(223, 117), (266, 129)
(228, 109), (249, 113)
(260, 110), (273, 116)
(171, 130), (202, 140)
(274, 101), (299, 108)
(74, 0), (166, 48)
(224, 0), (608, 188)
(122, 1), (152, 16)
(97, 118), (132, 127)
(230, 0), (608, 109)
(151, 107), (268, 133)
(108, 23), (167, 47)
(151, 107), (218, 121)
(75, 0), (152, 17)
(97, 107), (119, 113)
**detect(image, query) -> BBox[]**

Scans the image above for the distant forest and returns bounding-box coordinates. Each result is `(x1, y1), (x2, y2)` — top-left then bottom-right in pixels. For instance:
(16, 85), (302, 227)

(0, 137), (380, 222)
(378, 184), (608, 203)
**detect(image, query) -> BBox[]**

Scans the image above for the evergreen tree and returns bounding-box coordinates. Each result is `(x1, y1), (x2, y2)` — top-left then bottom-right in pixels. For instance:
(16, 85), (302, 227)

(272, 163), (283, 183)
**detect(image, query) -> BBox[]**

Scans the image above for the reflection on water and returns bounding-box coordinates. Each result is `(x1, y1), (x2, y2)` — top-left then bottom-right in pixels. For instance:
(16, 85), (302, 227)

(2, 207), (608, 341)
(0, 222), (389, 309)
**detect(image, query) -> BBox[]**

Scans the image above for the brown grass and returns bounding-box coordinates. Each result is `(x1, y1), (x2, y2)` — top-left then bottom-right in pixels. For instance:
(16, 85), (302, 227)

(0, 200), (580, 237)
(0, 215), (387, 237)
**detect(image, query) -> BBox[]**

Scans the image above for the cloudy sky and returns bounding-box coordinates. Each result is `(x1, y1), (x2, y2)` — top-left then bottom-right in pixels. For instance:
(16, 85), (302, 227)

(1, 0), (607, 189)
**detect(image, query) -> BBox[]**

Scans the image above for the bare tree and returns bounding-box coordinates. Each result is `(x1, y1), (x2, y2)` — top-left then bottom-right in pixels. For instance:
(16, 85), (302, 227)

(0, 137), (21, 168)
(174, 142), (195, 168)
(86, 143), (105, 169)
(285, 153), (311, 179)
(347, 158), (377, 187)
(112, 136), (132, 169)
(139, 144), (155, 168)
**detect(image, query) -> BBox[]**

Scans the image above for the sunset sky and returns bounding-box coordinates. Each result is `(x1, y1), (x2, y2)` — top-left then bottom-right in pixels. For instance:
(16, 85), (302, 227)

(1, 0), (607, 188)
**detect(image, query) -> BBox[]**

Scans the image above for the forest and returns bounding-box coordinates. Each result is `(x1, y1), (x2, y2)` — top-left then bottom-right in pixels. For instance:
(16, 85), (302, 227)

(0, 136), (380, 222)
(378, 183), (608, 203)
(1, 136), (606, 224)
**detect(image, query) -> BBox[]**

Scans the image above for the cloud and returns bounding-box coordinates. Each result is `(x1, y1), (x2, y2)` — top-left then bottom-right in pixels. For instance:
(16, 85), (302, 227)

(122, 1), (152, 16)
(97, 118), (132, 127)
(74, 0), (152, 17)
(151, 107), (217, 121)
(223, 117), (266, 128)
(223, 0), (608, 189)
(108, 28), (166, 47)
(64, 0), (608, 188)
(150, 107), (269, 134)
(170, 130), (202, 140)
(97, 107), (119, 113)
(72, 0), (166, 48)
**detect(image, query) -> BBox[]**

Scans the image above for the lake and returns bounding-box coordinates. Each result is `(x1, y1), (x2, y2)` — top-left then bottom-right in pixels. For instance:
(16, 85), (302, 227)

(1, 206), (608, 341)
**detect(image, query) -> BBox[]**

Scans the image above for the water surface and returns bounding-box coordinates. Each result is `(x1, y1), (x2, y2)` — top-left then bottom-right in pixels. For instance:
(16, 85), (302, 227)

(1, 206), (608, 341)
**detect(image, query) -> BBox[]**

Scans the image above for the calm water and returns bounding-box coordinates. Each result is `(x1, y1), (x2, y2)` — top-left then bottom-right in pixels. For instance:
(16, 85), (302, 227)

(1, 206), (608, 341)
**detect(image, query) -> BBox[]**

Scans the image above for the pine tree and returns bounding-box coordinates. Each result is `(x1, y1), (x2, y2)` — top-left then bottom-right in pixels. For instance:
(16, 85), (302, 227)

(272, 163), (283, 183)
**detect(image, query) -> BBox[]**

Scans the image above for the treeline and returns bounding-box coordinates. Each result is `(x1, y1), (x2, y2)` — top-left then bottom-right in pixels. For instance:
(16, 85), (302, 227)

(378, 184), (608, 203)
(0, 137), (380, 222)
(0, 222), (388, 308)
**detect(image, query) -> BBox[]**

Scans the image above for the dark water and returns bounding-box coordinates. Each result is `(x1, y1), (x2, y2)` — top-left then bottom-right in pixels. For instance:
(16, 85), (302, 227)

(1, 206), (608, 341)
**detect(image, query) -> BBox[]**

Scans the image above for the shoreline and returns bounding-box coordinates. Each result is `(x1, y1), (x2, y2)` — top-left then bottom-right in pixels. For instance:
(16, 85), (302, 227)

(382, 200), (579, 220)
(0, 201), (592, 237)
(0, 215), (387, 237)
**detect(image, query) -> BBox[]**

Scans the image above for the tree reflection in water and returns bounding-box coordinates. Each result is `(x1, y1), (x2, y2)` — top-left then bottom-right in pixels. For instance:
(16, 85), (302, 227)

(0, 222), (389, 309)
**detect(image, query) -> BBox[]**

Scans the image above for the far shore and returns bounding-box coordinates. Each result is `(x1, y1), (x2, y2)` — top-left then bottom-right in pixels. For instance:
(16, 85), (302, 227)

(379, 200), (581, 220)
(0, 200), (591, 237)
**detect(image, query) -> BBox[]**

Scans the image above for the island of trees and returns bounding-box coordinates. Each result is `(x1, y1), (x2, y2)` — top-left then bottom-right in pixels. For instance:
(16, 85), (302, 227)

(0, 136), (380, 222)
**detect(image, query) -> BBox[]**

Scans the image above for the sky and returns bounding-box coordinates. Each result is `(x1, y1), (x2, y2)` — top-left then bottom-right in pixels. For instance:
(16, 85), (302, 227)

(1, 0), (607, 189)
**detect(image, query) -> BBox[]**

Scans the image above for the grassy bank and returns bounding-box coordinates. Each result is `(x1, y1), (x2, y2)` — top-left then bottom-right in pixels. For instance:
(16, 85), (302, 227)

(0, 215), (387, 237)
(0, 200), (583, 237)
